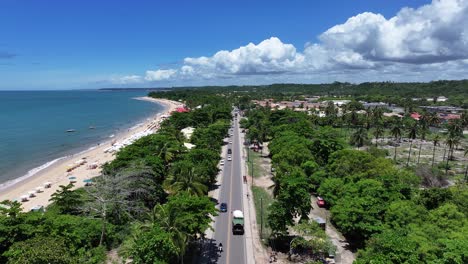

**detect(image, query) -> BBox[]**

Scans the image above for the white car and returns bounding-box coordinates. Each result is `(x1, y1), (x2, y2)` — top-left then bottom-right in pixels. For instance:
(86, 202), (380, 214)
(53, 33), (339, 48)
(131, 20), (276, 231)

(220, 159), (225, 166)
(229, 140), (233, 144)
(227, 156), (232, 161)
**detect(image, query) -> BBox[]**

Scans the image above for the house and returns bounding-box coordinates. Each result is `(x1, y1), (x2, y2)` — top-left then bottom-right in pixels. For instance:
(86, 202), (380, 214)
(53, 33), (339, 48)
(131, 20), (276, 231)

(181, 127), (195, 140)
(175, 107), (189, 113)
(410, 112), (422, 120)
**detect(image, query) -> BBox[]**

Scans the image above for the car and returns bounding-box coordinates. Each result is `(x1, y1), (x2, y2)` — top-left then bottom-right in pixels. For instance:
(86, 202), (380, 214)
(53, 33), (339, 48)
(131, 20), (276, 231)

(220, 159), (225, 166)
(220, 203), (227, 212)
(227, 155), (232, 161)
(229, 140), (233, 144)
(316, 196), (326, 208)
(227, 148), (232, 154)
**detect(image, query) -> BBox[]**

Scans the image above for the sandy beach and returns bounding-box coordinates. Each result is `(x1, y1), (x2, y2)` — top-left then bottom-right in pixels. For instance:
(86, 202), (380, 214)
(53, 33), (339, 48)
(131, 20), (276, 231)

(0, 97), (183, 211)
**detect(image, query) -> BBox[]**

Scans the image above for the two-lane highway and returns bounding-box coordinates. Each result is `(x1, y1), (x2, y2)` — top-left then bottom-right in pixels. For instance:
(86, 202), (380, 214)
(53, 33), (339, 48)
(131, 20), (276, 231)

(214, 114), (246, 264)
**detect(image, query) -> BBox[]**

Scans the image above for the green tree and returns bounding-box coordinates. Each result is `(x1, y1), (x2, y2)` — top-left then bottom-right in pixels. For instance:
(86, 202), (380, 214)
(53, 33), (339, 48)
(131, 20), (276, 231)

(406, 123), (418, 166)
(130, 225), (179, 264)
(48, 183), (84, 215)
(350, 127), (368, 149)
(4, 236), (75, 264)
(431, 134), (441, 167)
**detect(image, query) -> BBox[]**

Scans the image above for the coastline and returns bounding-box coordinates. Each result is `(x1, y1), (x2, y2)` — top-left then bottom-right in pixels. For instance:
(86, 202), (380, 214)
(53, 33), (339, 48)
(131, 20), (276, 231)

(0, 96), (182, 211)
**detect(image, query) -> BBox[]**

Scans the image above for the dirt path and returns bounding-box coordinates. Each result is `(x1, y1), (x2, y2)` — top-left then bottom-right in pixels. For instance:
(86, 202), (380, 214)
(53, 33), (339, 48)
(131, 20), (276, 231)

(309, 197), (356, 264)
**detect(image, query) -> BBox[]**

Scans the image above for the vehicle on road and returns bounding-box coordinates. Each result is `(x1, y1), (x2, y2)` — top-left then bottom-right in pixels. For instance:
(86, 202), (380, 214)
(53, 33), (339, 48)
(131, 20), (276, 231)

(232, 210), (244, 235)
(220, 203), (227, 212)
(316, 196), (326, 208)
(220, 159), (225, 166)
(229, 140), (233, 144)
(227, 148), (232, 154)
(227, 155), (232, 161)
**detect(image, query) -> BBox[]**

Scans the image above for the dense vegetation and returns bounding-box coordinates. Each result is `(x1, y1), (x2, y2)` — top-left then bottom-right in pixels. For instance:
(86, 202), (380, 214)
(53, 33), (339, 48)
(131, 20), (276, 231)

(0, 92), (232, 263)
(147, 79), (468, 108)
(241, 105), (467, 263)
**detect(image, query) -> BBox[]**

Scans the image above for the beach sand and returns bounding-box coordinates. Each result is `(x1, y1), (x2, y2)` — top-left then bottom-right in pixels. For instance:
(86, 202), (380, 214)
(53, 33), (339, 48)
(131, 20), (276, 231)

(0, 97), (182, 211)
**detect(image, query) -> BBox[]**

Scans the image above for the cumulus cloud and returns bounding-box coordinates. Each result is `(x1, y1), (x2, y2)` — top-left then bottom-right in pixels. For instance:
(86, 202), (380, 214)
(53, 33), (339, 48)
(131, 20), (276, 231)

(110, 75), (143, 85)
(115, 0), (468, 84)
(144, 69), (177, 81)
(320, 0), (468, 63)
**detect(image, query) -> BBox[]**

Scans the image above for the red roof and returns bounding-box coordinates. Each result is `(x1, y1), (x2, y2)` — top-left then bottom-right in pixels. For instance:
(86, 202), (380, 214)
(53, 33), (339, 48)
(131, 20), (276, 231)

(175, 107), (189, 113)
(410, 112), (421, 120)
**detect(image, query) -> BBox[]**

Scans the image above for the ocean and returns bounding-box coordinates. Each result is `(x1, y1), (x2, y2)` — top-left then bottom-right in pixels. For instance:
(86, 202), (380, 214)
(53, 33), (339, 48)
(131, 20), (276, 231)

(0, 90), (164, 187)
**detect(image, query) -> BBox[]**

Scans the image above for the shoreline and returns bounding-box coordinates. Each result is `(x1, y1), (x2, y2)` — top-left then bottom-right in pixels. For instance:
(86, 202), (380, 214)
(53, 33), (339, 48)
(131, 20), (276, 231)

(0, 97), (182, 211)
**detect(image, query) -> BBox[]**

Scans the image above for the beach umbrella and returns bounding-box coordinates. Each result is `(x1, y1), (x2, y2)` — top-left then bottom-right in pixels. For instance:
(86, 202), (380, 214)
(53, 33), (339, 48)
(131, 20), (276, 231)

(35, 187), (43, 193)
(28, 191), (36, 198)
(20, 195), (29, 202)
(43, 182), (52, 188)
(68, 176), (77, 183)
(83, 179), (93, 186)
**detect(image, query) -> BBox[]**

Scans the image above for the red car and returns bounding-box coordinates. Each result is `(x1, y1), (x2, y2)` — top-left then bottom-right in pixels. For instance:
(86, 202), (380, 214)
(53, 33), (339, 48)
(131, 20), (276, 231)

(316, 196), (326, 208)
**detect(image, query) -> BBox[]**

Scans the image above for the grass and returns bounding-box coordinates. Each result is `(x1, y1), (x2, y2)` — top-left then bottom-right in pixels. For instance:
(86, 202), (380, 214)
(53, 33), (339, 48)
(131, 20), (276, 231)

(247, 149), (266, 178)
(251, 186), (274, 240)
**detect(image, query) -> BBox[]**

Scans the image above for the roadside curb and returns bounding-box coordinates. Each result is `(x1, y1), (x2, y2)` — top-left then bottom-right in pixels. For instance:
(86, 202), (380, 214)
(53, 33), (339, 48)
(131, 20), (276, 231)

(239, 127), (268, 264)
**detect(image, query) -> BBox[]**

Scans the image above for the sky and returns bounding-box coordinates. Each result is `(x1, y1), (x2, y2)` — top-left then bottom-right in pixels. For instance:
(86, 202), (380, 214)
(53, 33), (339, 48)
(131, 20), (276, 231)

(1, 0), (468, 90)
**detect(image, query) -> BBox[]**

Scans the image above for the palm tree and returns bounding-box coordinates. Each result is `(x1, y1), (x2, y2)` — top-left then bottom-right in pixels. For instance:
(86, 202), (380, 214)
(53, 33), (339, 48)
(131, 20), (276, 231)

(431, 134), (441, 167)
(406, 123), (418, 166)
(165, 168), (208, 197)
(445, 134), (461, 161)
(373, 125), (385, 147)
(152, 204), (187, 263)
(427, 112), (441, 127)
(391, 122), (402, 142)
(391, 122), (403, 162)
(350, 127), (368, 149)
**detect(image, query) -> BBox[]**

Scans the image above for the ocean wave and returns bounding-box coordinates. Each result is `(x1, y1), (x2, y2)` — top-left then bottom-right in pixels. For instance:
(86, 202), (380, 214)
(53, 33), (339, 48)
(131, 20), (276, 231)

(0, 145), (98, 192)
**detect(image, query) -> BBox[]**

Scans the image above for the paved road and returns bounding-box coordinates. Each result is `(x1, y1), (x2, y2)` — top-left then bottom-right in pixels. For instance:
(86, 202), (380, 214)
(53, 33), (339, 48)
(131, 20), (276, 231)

(213, 116), (246, 264)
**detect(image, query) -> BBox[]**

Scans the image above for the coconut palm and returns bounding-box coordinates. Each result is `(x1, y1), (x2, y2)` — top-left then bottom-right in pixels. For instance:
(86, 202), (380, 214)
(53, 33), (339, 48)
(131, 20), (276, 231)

(151, 204), (187, 263)
(431, 134), (441, 167)
(427, 112), (441, 127)
(406, 123), (418, 166)
(391, 122), (402, 142)
(373, 125), (385, 147)
(350, 127), (368, 149)
(165, 168), (208, 197)
(445, 134), (461, 161)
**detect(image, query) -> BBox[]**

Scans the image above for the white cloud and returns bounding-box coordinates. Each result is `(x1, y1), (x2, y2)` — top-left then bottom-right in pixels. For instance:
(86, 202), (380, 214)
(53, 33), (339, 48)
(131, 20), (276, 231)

(112, 75), (143, 84)
(320, 0), (468, 63)
(144, 69), (177, 81)
(114, 0), (468, 85)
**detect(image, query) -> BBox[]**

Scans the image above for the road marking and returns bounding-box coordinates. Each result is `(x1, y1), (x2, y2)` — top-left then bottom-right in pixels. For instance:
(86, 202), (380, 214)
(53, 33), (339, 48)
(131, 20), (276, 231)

(226, 119), (236, 264)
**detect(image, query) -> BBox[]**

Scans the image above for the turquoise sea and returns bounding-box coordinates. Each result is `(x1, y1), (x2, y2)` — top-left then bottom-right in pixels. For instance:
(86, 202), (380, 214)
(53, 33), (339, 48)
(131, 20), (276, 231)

(0, 90), (164, 188)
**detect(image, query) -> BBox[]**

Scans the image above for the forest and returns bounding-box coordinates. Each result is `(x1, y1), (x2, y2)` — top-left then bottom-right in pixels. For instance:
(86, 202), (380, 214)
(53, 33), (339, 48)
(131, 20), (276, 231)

(240, 104), (467, 263)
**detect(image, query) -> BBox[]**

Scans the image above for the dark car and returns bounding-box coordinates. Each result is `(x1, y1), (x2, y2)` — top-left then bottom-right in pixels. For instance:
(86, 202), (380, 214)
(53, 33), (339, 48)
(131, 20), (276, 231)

(316, 196), (326, 208)
(228, 148), (232, 154)
(220, 203), (228, 212)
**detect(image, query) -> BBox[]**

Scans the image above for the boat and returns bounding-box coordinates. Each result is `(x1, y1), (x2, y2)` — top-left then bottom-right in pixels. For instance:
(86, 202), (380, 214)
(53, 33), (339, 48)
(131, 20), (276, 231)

(89, 126), (95, 129)
(66, 129), (76, 133)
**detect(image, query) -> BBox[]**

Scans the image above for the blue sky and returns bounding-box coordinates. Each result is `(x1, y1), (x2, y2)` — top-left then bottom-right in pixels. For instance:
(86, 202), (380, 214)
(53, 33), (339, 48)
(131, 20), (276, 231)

(1, 0), (467, 90)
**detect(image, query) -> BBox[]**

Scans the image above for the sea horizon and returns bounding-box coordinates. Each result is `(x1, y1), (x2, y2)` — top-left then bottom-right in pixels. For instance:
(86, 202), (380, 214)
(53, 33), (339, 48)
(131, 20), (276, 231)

(0, 90), (165, 189)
